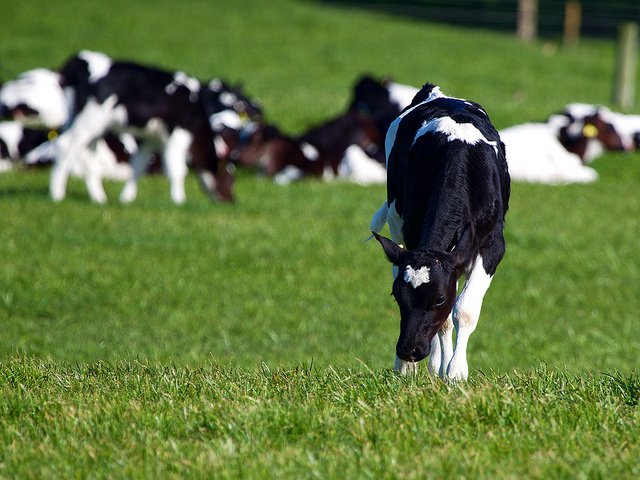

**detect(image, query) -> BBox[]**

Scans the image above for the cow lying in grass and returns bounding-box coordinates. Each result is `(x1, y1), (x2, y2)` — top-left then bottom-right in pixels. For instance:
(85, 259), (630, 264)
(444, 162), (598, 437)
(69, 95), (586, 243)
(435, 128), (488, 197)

(0, 68), (69, 129)
(0, 119), (136, 181)
(501, 105), (632, 184)
(371, 83), (510, 381)
(227, 111), (386, 185)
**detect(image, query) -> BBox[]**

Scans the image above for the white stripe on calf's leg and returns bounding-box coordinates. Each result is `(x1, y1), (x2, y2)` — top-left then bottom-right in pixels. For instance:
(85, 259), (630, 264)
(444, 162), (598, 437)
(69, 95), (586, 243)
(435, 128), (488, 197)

(446, 256), (493, 381)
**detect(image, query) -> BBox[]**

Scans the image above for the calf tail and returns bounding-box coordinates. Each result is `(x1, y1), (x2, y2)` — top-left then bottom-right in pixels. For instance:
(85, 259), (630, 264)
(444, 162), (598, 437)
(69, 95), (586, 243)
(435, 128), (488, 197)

(366, 200), (388, 241)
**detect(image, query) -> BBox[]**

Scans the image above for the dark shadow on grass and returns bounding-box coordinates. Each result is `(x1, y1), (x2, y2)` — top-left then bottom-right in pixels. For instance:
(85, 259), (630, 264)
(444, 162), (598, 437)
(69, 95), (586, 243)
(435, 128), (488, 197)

(314, 0), (640, 39)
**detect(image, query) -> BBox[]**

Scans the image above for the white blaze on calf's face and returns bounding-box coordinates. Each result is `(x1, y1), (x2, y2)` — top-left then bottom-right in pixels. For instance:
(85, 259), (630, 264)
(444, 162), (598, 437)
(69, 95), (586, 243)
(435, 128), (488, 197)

(404, 265), (431, 289)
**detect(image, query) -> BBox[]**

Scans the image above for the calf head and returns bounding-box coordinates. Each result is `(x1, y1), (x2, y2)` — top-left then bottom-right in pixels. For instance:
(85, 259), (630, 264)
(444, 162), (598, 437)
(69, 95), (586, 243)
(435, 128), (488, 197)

(559, 110), (631, 162)
(374, 232), (457, 362)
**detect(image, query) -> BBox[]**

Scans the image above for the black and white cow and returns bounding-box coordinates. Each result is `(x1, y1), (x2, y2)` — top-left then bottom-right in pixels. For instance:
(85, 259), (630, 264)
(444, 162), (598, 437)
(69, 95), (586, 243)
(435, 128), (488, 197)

(51, 51), (238, 204)
(0, 121), (53, 164)
(371, 83), (510, 381)
(226, 111), (386, 185)
(554, 104), (632, 162)
(0, 68), (69, 129)
(0, 119), (136, 181)
(349, 74), (418, 138)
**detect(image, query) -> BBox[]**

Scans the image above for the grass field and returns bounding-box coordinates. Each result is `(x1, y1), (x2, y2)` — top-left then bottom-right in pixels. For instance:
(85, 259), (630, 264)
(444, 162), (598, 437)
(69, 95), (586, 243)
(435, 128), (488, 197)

(1, 0), (639, 478)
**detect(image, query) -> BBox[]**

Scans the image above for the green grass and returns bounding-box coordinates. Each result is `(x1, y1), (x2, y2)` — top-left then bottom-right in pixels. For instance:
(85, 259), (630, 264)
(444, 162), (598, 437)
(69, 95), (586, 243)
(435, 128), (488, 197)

(1, 0), (640, 478)
(2, 356), (639, 479)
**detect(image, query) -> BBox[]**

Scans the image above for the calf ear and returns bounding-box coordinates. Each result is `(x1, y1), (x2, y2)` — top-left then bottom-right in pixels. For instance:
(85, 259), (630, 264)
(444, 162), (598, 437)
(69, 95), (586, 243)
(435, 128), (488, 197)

(372, 232), (404, 264)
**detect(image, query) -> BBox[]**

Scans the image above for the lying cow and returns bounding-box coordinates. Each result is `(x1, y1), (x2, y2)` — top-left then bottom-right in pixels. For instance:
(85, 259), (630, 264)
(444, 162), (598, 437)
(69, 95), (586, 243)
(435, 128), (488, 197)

(501, 105), (631, 184)
(348, 74), (418, 137)
(0, 120), (136, 181)
(0, 68), (69, 129)
(371, 83), (510, 381)
(554, 104), (632, 162)
(51, 51), (240, 204)
(228, 111), (385, 185)
(500, 121), (598, 184)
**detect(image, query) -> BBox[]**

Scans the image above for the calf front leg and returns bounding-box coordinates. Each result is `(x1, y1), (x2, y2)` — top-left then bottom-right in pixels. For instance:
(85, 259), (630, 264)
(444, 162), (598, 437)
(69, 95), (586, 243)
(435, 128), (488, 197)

(50, 96), (119, 202)
(120, 144), (155, 204)
(446, 255), (494, 381)
(428, 313), (454, 378)
(164, 128), (193, 205)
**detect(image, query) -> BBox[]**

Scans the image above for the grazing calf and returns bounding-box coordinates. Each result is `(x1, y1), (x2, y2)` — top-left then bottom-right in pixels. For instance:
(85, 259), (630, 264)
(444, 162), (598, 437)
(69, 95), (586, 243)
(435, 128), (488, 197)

(52, 51), (235, 204)
(371, 83), (510, 381)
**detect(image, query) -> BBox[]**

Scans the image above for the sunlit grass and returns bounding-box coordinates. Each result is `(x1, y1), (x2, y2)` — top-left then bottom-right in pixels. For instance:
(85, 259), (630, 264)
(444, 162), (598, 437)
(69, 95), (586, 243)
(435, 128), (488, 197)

(1, 0), (639, 477)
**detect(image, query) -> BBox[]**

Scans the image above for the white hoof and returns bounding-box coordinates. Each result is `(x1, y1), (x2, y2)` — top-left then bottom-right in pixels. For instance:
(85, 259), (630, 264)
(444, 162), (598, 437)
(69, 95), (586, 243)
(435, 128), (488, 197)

(446, 360), (468, 381)
(119, 186), (137, 204)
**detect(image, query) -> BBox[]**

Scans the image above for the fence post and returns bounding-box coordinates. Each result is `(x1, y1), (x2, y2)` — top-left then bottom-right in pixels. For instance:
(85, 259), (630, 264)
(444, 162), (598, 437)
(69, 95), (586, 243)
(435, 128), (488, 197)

(517, 0), (538, 42)
(613, 22), (639, 109)
(564, 1), (582, 47)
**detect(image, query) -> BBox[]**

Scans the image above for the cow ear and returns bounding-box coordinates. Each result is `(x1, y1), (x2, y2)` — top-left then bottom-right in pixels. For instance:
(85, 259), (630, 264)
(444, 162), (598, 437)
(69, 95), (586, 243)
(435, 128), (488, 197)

(372, 232), (404, 265)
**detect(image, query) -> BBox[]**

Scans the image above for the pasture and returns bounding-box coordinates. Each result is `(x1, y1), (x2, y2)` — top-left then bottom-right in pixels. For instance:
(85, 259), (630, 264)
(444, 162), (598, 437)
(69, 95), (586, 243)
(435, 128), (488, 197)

(1, 0), (639, 477)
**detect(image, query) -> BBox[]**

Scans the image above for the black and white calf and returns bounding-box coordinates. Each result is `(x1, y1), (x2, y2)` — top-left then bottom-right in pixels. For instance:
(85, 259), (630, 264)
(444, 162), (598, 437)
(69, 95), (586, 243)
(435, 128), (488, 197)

(349, 74), (418, 138)
(371, 83), (510, 381)
(52, 51), (235, 204)
(0, 68), (69, 129)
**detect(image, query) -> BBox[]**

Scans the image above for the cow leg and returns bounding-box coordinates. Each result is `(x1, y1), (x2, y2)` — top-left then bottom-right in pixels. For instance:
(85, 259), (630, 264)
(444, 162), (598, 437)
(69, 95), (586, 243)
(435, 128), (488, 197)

(428, 313), (454, 377)
(120, 144), (154, 204)
(50, 96), (119, 202)
(164, 128), (192, 205)
(446, 256), (494, 381)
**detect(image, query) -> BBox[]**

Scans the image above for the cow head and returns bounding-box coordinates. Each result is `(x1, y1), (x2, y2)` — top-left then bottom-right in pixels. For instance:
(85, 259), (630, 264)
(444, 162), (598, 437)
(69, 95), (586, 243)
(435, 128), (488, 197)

(0, 69), (69, 129)
(558, 107), (634, 162)
(373, 232), (457, 363)
(205, 79), (262, 131)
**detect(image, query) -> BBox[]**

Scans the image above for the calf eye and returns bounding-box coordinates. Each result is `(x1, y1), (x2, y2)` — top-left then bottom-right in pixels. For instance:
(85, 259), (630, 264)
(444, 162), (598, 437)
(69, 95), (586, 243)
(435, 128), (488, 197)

(433, 296), (446, 309)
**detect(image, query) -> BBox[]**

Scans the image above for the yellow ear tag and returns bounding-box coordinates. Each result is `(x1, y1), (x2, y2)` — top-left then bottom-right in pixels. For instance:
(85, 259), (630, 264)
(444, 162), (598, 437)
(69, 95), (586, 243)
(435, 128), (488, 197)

(47, 130), (58, 141)
(238, 111), (248, 122)
(582, 124), (598, 138)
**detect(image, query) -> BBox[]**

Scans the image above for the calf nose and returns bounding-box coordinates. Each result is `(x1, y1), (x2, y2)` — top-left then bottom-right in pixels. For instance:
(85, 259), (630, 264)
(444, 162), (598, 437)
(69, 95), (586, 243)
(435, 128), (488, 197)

(396, 345), (419, 362)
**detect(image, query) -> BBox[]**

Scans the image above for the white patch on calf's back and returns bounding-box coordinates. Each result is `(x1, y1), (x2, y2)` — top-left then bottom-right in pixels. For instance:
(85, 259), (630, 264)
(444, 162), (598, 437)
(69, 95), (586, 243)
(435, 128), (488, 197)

(413, 116), (498, 154)
(78, 51), (113, 83)
(384, 86), (445, 165)
(404, 265), (430, 288)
